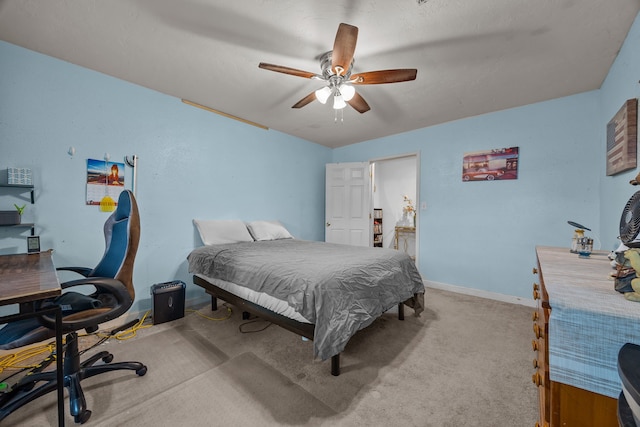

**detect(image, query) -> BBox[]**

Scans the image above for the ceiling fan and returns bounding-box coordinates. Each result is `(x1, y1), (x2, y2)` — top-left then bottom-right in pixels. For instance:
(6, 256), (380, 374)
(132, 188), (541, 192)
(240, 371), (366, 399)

(258, 23), (417, 114)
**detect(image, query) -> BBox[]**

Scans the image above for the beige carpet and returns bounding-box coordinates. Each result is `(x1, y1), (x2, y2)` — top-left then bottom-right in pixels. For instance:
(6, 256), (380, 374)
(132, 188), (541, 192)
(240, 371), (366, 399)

(3, 288), (538, 426)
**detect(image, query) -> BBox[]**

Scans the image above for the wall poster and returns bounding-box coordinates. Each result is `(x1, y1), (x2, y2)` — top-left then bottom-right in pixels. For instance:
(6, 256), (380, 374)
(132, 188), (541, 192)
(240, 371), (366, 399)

(86, 159), (125, 206)
(606, 98), (637, 176)
(462, 147), (519, 182)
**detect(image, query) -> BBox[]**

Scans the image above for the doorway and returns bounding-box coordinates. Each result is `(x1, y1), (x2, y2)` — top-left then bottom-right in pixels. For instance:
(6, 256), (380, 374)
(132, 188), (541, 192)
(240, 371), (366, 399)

(370, 154), (419, 261)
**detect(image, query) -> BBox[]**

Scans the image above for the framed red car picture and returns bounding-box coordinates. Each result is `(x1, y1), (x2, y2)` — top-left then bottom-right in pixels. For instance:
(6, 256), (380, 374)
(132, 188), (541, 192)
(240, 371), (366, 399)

(462, 147), (519, 182)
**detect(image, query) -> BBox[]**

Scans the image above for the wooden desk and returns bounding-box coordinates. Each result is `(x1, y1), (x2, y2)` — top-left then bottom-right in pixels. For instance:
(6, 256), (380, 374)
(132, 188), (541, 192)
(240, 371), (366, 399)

(0, 251), (61, 305)
(0, 250), (65, 426)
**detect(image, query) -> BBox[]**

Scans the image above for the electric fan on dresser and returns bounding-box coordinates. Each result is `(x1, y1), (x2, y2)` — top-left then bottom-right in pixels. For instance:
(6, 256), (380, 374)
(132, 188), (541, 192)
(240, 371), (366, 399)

(617, 191), (640, 426)
(620, 191), (640, 248)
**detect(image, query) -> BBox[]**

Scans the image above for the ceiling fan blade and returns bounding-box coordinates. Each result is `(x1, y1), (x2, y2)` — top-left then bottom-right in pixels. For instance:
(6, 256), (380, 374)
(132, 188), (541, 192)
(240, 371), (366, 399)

(351, 69), (418, 85)
(347, 92), (370, 114)
(258, 62), (317, 79)
(332, 23), (358, 76)
(292, 92), (317, 109)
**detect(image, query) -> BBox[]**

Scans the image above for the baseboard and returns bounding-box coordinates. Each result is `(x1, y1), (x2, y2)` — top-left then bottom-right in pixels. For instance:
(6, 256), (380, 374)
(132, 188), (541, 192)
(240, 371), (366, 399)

(99, 295), (211, 332)
(425, 280), (536, 308)
(117, 283), (535, 332)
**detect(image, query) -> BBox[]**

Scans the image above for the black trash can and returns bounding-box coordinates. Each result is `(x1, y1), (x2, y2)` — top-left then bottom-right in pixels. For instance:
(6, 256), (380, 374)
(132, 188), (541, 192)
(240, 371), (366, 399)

(150, 281), (186, 325)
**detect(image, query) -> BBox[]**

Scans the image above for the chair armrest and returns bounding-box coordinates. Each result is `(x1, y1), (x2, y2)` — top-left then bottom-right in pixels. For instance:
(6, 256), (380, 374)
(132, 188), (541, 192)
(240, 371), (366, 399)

(60, 277), (131, 300)
(38, 277), (133, 331)
(56, 266), (92, 277)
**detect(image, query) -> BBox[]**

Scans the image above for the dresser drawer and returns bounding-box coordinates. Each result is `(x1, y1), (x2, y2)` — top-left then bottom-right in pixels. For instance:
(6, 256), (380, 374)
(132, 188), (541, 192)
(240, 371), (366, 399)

(534, 247), (619, 427)
(532, 266), (550, 427)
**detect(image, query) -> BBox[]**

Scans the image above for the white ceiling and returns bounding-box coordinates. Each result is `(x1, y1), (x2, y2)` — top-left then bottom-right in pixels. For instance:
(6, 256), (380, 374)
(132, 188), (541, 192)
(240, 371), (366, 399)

(1, 0), (639, 148)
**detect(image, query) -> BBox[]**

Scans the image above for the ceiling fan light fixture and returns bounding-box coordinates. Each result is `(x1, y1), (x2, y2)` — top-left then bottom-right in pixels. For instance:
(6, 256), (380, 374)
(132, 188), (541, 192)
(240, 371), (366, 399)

(333, 94), (347, 110)
(339, 84), (355, 101)
(258, 23), (415, 116)
(315, 86), (332, 104)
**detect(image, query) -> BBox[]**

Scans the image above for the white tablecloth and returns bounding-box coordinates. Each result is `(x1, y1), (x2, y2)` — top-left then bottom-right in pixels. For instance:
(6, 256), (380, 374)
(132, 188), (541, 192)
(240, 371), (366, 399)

(537, 246), (640, 398)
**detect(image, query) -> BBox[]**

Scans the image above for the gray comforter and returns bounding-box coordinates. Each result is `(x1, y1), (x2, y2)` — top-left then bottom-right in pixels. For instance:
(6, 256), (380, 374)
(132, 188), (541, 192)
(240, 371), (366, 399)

(187, 239), (425, 360)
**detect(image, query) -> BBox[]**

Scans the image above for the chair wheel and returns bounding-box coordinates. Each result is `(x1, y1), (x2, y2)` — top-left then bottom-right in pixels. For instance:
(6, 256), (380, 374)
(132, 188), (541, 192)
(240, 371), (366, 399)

(75, 409), (91, 424)
(102, 354), (114, 363)
(136, 366), (147, 376)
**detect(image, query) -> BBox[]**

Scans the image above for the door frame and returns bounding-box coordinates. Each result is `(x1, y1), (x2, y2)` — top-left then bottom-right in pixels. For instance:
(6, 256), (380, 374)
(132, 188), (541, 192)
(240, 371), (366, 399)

(369, 151), (421, 265)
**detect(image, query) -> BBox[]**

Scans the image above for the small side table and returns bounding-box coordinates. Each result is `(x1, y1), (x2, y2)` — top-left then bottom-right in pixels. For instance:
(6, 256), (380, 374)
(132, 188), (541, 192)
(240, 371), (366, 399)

(394, 226), (416, 259)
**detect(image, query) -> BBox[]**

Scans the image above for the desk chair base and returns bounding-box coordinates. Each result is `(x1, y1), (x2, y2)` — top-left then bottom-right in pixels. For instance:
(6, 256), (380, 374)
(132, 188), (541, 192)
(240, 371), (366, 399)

(0, 331), (147, 424)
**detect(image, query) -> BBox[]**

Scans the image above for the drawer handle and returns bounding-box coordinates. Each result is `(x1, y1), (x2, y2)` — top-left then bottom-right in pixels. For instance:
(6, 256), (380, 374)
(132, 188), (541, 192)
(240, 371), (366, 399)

(532, 267), (538, 275)
(532, 340), (539, 351)
(532, 372), (543, 386)
(532, 311), (539, 321)
(533, 323), (543, 339)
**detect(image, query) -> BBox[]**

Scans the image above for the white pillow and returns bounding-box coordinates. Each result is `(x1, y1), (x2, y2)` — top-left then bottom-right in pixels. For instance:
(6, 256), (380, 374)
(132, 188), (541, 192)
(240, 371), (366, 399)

(247, 220), (293, 241)
(193, 219), (254, 245)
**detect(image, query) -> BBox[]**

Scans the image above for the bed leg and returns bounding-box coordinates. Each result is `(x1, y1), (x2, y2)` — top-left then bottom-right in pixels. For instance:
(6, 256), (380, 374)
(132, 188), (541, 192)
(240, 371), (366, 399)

(211, 296), (218, 311)
(398, 303), (405, 320)
(331, 354), (340, 376)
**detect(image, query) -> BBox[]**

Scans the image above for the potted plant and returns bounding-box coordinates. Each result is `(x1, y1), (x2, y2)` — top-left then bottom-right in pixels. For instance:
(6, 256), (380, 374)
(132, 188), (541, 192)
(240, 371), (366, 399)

(14, 204), (25, 224)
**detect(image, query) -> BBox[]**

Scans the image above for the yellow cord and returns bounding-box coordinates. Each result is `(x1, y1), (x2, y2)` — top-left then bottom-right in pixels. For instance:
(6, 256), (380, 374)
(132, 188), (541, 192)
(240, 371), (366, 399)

(0, 305), (231, 376)
(0, 341), (57, 373)
(0, 312), (154, 375)
(96, 310), (153, 341)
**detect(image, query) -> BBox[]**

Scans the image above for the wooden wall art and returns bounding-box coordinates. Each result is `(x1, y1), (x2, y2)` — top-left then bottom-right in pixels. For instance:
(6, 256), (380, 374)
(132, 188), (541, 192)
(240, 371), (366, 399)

(606, 98), (637, 176)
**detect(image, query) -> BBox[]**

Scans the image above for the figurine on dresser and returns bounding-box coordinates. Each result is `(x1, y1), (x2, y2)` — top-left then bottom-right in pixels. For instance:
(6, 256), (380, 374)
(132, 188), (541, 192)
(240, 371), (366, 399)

(612, 244), (640, 301)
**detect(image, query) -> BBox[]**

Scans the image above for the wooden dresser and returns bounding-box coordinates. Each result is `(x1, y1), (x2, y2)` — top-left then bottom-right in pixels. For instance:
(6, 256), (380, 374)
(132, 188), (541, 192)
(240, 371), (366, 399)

(532, 246), (640, 427)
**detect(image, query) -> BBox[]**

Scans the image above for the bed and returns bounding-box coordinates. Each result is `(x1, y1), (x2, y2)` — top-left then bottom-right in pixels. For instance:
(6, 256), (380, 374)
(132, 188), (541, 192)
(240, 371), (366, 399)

(187, 219), (425, 376)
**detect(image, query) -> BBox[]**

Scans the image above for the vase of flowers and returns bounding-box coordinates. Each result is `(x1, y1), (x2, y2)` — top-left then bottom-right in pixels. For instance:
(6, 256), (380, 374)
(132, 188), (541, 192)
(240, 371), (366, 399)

(403, 195), (416, 227)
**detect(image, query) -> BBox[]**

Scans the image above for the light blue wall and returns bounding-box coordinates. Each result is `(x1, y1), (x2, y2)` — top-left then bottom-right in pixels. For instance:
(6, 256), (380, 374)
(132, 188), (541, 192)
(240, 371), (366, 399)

(2, 9), (639, 308)
(0, 41), (331, 313)
(334, 92), (601, 299)
(599, 12), (640, 247)
(334, 11), (640, 300)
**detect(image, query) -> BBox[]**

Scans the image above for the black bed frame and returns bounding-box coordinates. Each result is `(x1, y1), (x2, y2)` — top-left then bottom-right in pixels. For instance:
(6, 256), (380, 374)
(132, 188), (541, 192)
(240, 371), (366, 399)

(192, 274), (405, 376)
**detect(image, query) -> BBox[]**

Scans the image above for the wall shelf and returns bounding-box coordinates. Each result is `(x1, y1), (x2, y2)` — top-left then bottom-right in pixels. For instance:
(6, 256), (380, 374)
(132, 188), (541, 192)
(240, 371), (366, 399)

(1, 185), (36, 237)
(0, 223), (35, 236)
(0, 184), (35, 204)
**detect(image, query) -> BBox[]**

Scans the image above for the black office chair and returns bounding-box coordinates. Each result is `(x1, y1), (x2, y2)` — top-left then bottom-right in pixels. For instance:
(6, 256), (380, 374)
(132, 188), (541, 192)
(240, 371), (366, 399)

(0, 190), (147, 424)
(618, 342), (640, 427)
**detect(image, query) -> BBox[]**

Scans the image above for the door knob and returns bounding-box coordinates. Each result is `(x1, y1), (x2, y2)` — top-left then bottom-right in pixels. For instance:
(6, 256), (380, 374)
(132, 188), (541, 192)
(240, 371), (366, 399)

(326, 222), (331, 227)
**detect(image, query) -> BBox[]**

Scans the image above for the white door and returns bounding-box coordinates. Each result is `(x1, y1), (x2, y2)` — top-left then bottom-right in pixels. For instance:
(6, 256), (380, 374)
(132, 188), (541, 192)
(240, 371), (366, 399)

(325, 162), (371, 246)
